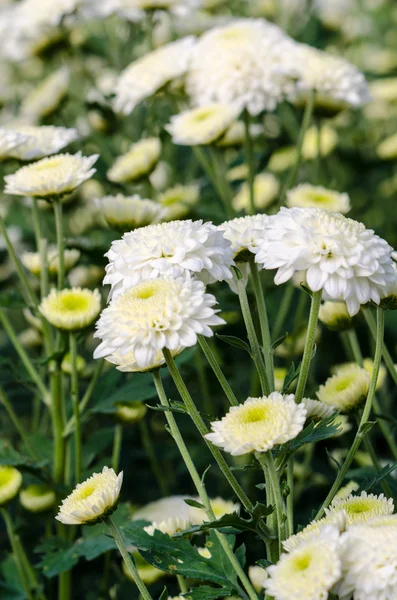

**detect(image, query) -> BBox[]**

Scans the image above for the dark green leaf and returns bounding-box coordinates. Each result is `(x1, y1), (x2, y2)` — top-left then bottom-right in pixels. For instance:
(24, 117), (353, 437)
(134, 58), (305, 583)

(0, 290), (26, 309)
(36, 538), (79, 578)
(186, 584), (235, 600)
(359, 421), (376, 436)
(270, 333), (288, 352)
(184, 499), (205, 509)
(276, 415), (341, 457)
(215, 334), (252, 356)
(282, 362), (300, 392)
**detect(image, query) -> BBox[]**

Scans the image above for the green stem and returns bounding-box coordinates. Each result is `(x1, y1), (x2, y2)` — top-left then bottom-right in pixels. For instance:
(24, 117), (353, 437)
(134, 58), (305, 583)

(177, 575), (188, 594)
(0, 216), (38, 308)
(139, 419), (169, 496)
(53, 201), (65, 290)
(346, 329), (362, 365)
(0, 386), (39, 461)
(356, 413), (391, 497)
(192, 146), (231, 217)
(280, 89), (316, 201)
(294, 290), (322, 404)
(233, 268), (270, 396)
(0, 308), (50, 404)
(249, 261), (274, 391)
(256, 453), (285, 557)
(69, 333), (81, 483)
(209, 147), (234, 219)
(272, 285), (294, 341)
(315, 307), (385, 519)
(198, 335), (239, 407)
(1, 508), (34, 600)
(105, 517), (154, 600)
(32, 198), (49, 299)
(152, 372), (258, 600)
(50, 368), (65, 484)
(63, 359), (104, 438)
(363, 308), (397, 387)
(14, 534), (46, 600)
(162, 349), (254, 513)
(195, 348), (212, 415)
(243, 110), (255, 215)
(286, 459), (294, 537)
(112, 424), (123, 472)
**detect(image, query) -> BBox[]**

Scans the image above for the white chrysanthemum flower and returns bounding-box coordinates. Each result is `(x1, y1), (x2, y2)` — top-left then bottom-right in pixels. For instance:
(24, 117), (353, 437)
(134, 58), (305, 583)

(232, 173), (280, 212)
(39, 288), (101, 331)
(94, 276), (224, 368)
(107, 138), (161, 183)
(217, 120), (263, 148)
(219, 214), (270, 261)
(205, 393), (307, 456)
(318, 301), (354, 331)
(186, 19), (299, 114)
(268, 146), (297, 173)
(20, 67), (70, 121)
(249, 566), (268, 592)
(4, 152), (98, 200)
(331, 359), (387, 392)
(56, 466), (123, 525)
(316, 365), (369, 412)
(302, 398), (335, 421)
(68, 265), (104, 288)
(287, 184), (351, 213)
(166, 104), (241, 146)
(0, 466), (23, 505)
(282, 512), (347, 553)
(20, 484), (56, 513)
(0, 128), (28, 160)
(264, 526), (342, 600)
(336, 521), (397, 600)
(325, 491), (394, 527)
(103, 346), (183, 373)
(3, 126), (79, 160)
(158, 183), (200, 221)
(114, 37), (196, 115)
(255, 207), (394, 316)
(104, 219), (234, 300)
(22, 247), (80, 278)
(292, 43), (370, 112)
(98, 194), (165, 232)
(133, 495), (205, 536)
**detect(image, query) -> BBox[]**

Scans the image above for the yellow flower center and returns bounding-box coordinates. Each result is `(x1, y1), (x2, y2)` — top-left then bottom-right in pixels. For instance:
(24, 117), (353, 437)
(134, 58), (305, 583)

(58, 294), (90, 312)
(134, 282), (159, 300)
(292, 551), (312, 572)
(75, 482), (97, 501)
(0, 467), (15, 486)
(242, 405), (269, 424)
(34, 157), (65, 171)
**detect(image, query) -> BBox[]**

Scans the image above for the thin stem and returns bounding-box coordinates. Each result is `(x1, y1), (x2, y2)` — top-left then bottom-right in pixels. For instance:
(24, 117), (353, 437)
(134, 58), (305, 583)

(243, 110), (255, 215)
(162, 349), (254, 513)
(233, 268), (270, 396)
(198, 336), (239, 407)
(294, 290), (322, 404)
(280, 89), (316, 201)
(152, 371), (258, 600)
(53, 201), (65, 290)
(50, 368), (65, 484)
(177, 575), (188, 594)
(286, 459), (294, 537)
(272, 285), (294, 341)
(192, 146), (231, 217)
(0, 216), (38, 308)
(1, 508), (34, 600)
(69, 333), (81, 483)
(249, 261), (274, 391)
(346, 329), (362, 365)
(112, 424), (123, 472)
(356, 413), (392, 497)
(31, 198), (49, 299)
(315, 307), (385, 519)
(209, 147), (234, 219)
(0, 386), (39, 461)
(363, 308), (397, 387)
(257, 453), (285, 558)
(63, 359), (104, 438)
(14, 535), (46, 600)
(105, 517), (154, 600)
(0, 308), (50, 404)
(195, 348), (212, 415)
(139, 419), (169, 496)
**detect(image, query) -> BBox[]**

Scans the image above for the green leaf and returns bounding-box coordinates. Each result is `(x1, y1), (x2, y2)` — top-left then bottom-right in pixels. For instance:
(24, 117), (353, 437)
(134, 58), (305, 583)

(148, 401), (187, 415)
(359, 421), (376, 436)
(36, 538), (80, 578)
(0, 290), (26, 309)
(270, 333), (288, 352)
(90, 374), (156, 414)
(158, 587), (169, 600)
(184, 499), (205, 509)
(186, 584), (235, 600)
(356, 461), (397, 493)
(256, 559), (271, 569)
(0, 440), (47, 473)
(282, 362), (300, 393)
(276, 414), (341, 457)
(82, 428), (114, 469)
(215, 334), (252, 356)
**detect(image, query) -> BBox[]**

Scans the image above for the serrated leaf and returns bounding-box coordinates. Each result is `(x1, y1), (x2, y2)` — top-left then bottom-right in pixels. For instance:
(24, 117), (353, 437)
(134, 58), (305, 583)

(356, 461), (397, 493)
(215, 334), (252, 355)
(276, 415), (341, 457)
(37, 538), (79, 578)
(0, 440), (47, 473)
(148, 401), (187, 415)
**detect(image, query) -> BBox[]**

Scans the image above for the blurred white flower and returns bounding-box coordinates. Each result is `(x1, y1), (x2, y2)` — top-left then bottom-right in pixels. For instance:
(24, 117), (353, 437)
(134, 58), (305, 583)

(302, 398), (335, 421)
(317, 365), (370, 413)
(248, 565), (268, 592)
(158, 183), (200, 221)
(22, 247), (80, 277)
(232, 173), (280, 212)
(104, 219), (234, 300)
(20, 67), (70, 121)
(114, 37), (196, 115)
(318, 301), (354, 331)
(255, 207), (394, 316)
(1, 125), (79, 160)
(205, 393), (307, 455)
(5, 152), (98, 200)
(0, 466), (23, 506)
(133, 495), (205, 536)
(287, 184), (351, 213)
(20, 484), (56, 513)
(94, 275), (224, 369)
(0, 128), (27, 160)
(107, 138), (161, 183)
(56, 466), (123, 525)
(166, 104), (241, 146)
(98, 194), (165, 232)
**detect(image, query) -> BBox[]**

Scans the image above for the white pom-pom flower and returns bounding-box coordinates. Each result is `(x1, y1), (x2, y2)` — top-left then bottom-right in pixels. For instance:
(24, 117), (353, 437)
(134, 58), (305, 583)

(114, 37), (196, 115)
(104, 219), (234, 300)
(325, 491), (394, 526)
(107, 138), (161, 183)
(219, 214), (270, 261)
(56, 466), (123, 525)
(302, 398), (336, 421)
(264, 526), (342, 600)
(205, 393), (307, 456)
(255, 207), (394, 316)
(98, 194), (165, 232)
(166, 104), (241, 146)
(4, 152), (98, 200)
(22, 247), (80, 278)
(20, 484), (56, 513)
(94, 275), (224, 369)
(133, 495), (205, 536)
(316, 365), (369, 412)
(287, 184), (351, 214)
(39, 288), (101, 331)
